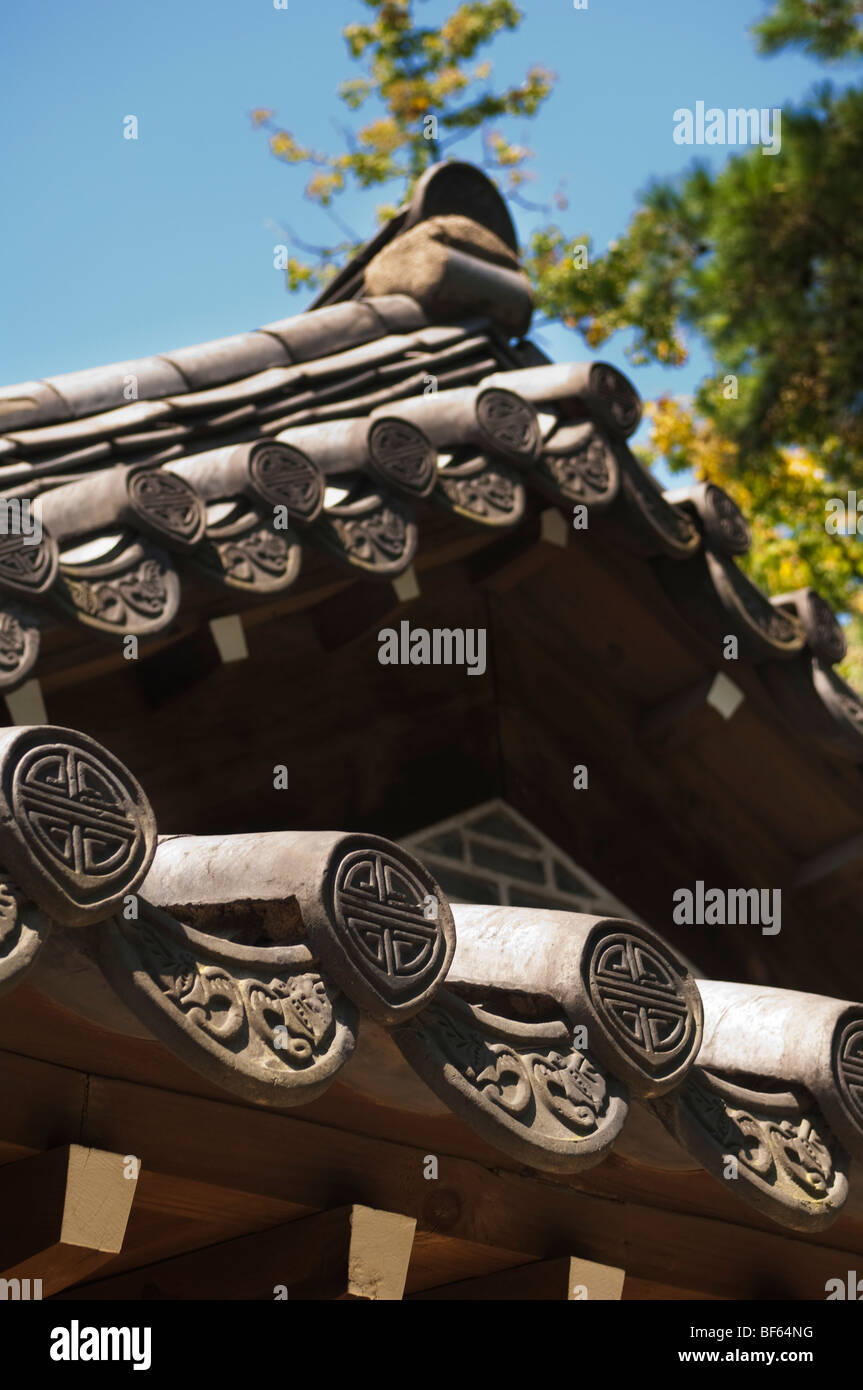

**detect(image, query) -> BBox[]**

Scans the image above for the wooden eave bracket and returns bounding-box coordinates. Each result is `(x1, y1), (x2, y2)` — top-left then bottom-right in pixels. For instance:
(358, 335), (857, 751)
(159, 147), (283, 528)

(792, 830), (863, 888)
(640, 671), (745, 746)
(0, 1144), (139, 1298)
(53, 1204), (417, 1302)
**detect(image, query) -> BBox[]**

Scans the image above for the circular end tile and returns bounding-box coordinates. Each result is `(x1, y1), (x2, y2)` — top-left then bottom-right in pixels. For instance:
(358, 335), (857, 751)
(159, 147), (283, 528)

(587, 363), (643, 438)
(127, 469), (207, 549)
(476, 388), (540, 464)
(583, 921), (703, 1096)
(0, 526), (59, 597)
(0, 726), (157, 926)
(248, 442), (325, 523)
(834, 1012), (863, 1136)
(307, 835), (455, 1024)
(367, 418), (437, 499)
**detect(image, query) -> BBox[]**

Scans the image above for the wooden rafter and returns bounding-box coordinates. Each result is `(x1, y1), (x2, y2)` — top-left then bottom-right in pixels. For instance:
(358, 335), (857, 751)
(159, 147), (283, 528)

(411, 1254), (625, 1300)
(54, 1205), (416, 1301)
(0, 1144), (138, 1297)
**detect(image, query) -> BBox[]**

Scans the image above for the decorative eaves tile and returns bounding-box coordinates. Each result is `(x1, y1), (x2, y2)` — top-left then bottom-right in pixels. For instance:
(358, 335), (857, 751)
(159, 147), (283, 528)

(0, 718), (854, 1218)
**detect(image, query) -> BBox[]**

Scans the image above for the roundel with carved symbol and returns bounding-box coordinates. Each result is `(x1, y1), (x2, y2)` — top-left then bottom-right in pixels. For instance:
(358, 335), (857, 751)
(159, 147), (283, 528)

(542, 435), (614, 505)
(804, 591), (847, 666)
(248, 443), (324, 522)
(0, 729), (157, 925)
(588, 364), (642, 437)
(704, 483), (751, 557)
(0, 530), (58, 597)
(128, 470), (205, 547)
(476, 389), (540, 463)
(835, 1015), (863, 1130)
(318, 840), (455, 1022)
(585, 927), (701, 1087)
(367, 419), (437, 498)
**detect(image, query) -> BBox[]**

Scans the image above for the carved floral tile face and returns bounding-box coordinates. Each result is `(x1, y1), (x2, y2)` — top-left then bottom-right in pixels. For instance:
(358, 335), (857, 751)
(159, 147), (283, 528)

(393, 988), (629, 1173)
(0, 878), (50, 997)
(97, 902), (358, 1108)
(651, 1068), (849, 1233)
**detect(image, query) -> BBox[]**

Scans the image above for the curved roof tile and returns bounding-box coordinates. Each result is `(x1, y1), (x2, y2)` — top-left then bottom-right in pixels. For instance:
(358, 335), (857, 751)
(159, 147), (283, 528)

(0, 161), (858, 779)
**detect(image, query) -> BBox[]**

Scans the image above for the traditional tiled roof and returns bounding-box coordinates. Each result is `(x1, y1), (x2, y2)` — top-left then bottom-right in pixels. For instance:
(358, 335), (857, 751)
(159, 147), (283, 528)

(0, 721), (859, 1236)
(0, 161), (859, 773)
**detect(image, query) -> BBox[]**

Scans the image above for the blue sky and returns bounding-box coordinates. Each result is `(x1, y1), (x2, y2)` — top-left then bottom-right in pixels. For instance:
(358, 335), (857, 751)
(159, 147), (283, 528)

(0, 0), (851, 413)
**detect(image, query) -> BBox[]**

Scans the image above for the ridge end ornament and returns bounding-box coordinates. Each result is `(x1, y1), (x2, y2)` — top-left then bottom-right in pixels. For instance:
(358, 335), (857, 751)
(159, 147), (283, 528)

(583, 920), (703, 1095)
(772, 587), (847, 666)
(703, 483), (752, 556)
(666, 481), (751, 556)
(0, 725), (157, 926)
(304, 834), (456, 1024)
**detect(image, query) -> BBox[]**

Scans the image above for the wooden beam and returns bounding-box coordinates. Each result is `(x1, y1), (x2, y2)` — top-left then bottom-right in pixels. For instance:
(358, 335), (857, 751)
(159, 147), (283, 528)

(411, 1254), (625, 1300)
(0, 1145), (138, 1297)
(133, 626), (222, 707)
(640, 673), (744, 748)
(4, 678), (47, 725)
(624, 1276), (727, 1301)
(309, 579), (401, 650)
(392, 567), (420, 603)
(539, 508), (568, 548)
(56, 1205), (416, 1301)
(792, 831), (863, 888)
(0, 1050), (860, 1300)
(78, 1069), (863, 1300)
(209, 614), (249, 664)
(467, 524), (545, 593)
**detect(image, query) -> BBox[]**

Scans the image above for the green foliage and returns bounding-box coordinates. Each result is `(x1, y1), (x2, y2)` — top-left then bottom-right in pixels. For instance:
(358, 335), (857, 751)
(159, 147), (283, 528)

(753, 0), (863, 60)
(252, 1), (553, 288)
(536, 86), (863, 461)
(528, 0), (863, 673)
